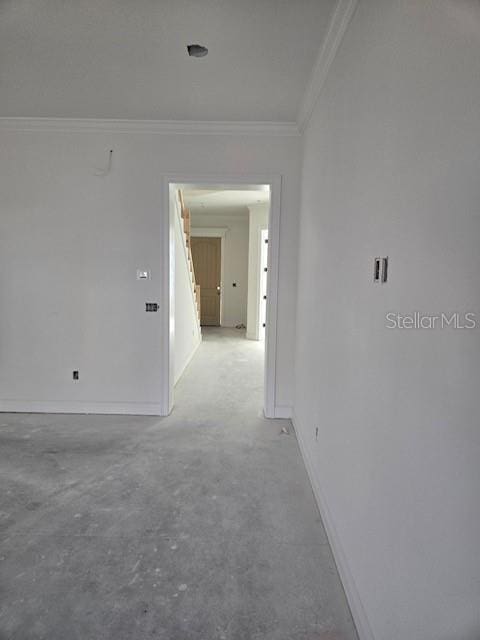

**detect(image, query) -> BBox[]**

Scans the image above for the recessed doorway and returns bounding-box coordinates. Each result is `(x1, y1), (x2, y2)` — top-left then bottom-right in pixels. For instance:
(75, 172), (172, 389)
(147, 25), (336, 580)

(162, 174), (281, 418)
(190, 237), (221, 326)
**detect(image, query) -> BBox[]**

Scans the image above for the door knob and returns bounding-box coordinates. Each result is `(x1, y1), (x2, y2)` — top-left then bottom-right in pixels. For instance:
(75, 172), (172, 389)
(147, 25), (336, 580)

(216, 286), (221, 295)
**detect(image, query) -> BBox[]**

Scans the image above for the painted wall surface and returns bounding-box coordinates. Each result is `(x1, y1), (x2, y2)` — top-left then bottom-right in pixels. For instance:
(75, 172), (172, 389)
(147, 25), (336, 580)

(173, 194), (201, 384)
(0, 129), (300, 413)
(294, 1), (480, 639)
(191, 211), (249, 328)
(247, 204), (269, 340)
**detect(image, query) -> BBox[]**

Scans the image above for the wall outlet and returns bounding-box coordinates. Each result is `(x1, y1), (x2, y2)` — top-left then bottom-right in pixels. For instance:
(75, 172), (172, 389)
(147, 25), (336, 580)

(72, 370), (79, 380)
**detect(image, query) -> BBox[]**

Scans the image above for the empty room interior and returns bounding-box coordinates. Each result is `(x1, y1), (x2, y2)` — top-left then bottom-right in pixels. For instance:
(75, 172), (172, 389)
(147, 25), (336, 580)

(0, 1), (479, 639)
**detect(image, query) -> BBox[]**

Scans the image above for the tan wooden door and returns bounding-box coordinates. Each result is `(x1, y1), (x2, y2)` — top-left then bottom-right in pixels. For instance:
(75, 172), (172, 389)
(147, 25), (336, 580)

(191, 237), (221, 326)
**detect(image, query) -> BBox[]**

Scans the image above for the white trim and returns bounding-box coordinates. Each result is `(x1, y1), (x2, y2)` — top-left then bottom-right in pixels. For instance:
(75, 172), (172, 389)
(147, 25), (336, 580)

(191, 227), (227, 326)
(245, 206), (269, 342)
(264, 176), (281, 419)
(273, 405), (292, 419)
(189, 210), (248, 220)
(291, 411), (375, 640)
(0, 117), (299, 137)
(191, 228), (227, 238)
(246, 225), (265, 341)
(297, 0), (359, 132)
(0, 400), (163, 416)
(163, 173), (281, 419)
(161, 182), (176, 414)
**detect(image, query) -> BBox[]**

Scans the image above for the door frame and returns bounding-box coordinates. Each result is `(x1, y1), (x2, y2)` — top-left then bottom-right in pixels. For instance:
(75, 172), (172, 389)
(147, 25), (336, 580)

(258, 227), (269, 341)
(161, 173), (282, 418)
(190, 228), (227, 326)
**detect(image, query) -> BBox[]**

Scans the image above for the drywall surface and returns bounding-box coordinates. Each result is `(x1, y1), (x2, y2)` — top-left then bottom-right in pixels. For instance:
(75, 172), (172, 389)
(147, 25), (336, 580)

(247, 204), (269, 340)
(0, 0), (337, 122)
(191, 211), (249, 328)
(173, 194), (201, 384)
(0, 128), (300, 412)
(294, 1), (480, 639)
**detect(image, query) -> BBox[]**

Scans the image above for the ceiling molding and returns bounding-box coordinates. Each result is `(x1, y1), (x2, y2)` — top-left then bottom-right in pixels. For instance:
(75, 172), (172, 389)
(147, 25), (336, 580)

(0, 117), (299, 137)
(191, 228), (228, 238)
(247, 202), (270, 214)
(297, 0), (359, 133)
(190, 209), (249, 219)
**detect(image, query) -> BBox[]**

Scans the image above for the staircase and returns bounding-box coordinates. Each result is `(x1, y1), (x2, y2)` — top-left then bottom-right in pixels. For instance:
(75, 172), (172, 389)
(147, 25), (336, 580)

(177, 190), (201, 324)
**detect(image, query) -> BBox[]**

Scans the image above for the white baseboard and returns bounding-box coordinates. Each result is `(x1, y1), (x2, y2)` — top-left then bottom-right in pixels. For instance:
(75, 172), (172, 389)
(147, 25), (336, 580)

(274, 405), (292, 419)
(291, 411), (375, 640)
(0, 400), (163, 416)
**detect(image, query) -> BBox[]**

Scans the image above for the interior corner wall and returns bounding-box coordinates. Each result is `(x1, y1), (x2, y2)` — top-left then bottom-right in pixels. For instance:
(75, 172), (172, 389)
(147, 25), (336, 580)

(0, 130), (300, 413)
(191, 211), (249, 328)
(293, 1), (480, 639)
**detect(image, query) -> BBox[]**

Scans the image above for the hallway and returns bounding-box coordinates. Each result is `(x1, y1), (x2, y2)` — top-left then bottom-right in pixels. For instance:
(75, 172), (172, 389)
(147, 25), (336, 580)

(0, 329), (357, 640)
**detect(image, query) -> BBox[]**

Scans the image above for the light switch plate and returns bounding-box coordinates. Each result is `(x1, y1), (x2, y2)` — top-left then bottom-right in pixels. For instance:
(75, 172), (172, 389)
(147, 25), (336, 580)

(374, 257), (388, 283)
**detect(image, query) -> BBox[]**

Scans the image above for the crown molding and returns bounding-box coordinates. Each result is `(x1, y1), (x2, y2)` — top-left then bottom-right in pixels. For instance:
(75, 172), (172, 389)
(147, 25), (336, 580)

(191, 227), (228, 237)
(190, 209), (248, 220)
(247, 202), (270, 214)
(297, 0), (359, 133)
(0, 117), (299, 137)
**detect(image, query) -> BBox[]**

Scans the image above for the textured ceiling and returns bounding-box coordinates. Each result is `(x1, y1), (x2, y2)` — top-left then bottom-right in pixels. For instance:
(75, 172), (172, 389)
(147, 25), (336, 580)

(0, 0), (337, 121)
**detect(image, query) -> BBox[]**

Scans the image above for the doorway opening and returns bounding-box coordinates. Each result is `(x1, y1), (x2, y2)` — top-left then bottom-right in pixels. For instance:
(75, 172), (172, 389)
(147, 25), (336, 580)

(190, 236), (221, 327)
(162, 175), (281, 418)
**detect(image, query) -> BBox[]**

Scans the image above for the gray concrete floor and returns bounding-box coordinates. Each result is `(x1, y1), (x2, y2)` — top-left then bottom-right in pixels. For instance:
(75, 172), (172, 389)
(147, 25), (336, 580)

(0, 328), (357, 640)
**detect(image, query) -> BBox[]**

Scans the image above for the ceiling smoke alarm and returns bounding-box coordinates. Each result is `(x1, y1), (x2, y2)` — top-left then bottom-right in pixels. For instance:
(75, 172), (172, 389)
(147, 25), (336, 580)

(187, 44), (208, 58)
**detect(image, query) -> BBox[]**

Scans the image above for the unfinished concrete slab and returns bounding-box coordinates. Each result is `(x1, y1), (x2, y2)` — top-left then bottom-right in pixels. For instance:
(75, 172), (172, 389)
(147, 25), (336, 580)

(0, 328), (357, 640)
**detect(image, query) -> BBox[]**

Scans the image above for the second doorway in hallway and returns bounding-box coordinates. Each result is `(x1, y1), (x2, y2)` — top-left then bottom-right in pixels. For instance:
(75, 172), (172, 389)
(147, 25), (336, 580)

(190, 236), (221, 326)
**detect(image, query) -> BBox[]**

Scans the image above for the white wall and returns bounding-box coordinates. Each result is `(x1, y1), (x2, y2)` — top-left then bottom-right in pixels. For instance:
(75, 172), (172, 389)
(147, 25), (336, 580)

(173, 193), (201, 384)
(294, 2), (480, 639)
(247, 204), (269, 340)
(191, 210), (249, 328)
(0, 126), (300, 414)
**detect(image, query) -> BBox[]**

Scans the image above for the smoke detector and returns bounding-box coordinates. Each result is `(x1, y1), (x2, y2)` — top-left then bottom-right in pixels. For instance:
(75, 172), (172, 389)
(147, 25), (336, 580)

(187, 44), (208, 58)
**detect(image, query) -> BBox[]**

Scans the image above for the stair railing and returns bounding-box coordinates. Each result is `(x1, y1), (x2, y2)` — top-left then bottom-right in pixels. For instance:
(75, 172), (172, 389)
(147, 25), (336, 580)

(178, 190), (201, 323)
